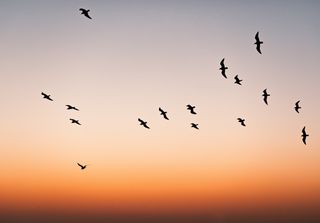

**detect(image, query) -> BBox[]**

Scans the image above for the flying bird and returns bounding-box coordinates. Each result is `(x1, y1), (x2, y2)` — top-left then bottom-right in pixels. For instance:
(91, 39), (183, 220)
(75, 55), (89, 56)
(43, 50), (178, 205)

(70, 118), (81, 125)
(301, 126), (309, 145)
(191, 123), (199, 130)
(254, 32), (263, 54)
(234, 75), (243, 85)
(187, 104), (197, 114)
(237, 118), (246, 126)
(262, 89), (270, 105)
(77, 163), (87, 170)
(294, 101), (301, 113)
(79, 8), (92, 19)
(219, 58), (228, 79)
(159, 107), (169, 120)
(66, 105), (79, 111)
(138, 118), (150, 129)
(41, 92), (53, 101)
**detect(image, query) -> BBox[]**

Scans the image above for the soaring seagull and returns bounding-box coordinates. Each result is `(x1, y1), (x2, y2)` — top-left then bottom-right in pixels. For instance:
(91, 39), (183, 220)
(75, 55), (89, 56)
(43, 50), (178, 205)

(186, 104), (197, 115)
(138, 118), (150, 129)
(77, 163), (87, 170)
(41, 92), (53, 101)
(191, 123), (199, 130)
(294, 101), (301, 113)
(262, 89), (270, 105)
(66, 105), (79, 111)
(79, 8), (92, 19)
(159, 107), (169, 120)
(219, 58), (228, 79)
(70, 118), (81, 125)
(301, 126), (309, 145)
(237, 118), (246, 127)
(234, 75), (243, 85)
(255, 32), (263, 54)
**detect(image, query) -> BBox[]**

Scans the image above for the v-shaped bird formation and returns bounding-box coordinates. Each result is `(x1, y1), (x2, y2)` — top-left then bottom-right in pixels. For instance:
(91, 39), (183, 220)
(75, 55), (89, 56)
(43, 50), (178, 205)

(39, 9), (311, 171)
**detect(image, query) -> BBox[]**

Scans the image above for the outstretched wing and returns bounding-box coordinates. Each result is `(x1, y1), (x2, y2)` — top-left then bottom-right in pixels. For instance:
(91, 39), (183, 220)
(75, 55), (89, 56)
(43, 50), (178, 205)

(77, 163), (84, 168)
(159, 107), (164, 113)
(220, 58), (225, 67)
(255, 32), (260, 42)
(256, 44), (262, 54)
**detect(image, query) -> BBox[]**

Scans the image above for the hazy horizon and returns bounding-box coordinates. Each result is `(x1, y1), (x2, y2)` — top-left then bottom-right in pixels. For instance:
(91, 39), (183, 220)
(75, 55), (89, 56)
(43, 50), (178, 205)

(1, 0), (320, 222)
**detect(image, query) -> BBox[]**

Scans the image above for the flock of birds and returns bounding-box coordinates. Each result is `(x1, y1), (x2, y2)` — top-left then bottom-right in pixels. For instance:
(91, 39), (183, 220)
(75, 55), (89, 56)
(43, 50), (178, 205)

(40, 8), (310, 170)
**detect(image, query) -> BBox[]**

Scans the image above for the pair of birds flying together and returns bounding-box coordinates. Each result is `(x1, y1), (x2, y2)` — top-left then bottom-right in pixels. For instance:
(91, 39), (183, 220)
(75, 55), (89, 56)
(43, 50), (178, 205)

(41, 92), (81, 125)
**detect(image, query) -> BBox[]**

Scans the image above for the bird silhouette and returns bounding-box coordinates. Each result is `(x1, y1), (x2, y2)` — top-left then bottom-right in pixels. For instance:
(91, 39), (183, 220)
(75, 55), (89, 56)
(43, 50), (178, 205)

(301, 126), (309, 145)
(41, 92), (53, 101)
(294, 101), (301, 113)
(138, 118), (150, 129)
(77, 163), (87, 170)
(191, 123), (199, 130)
(219, 58), (228, 79)
(70, 118), (81, 125)
(255, 32), (263, 54)
(66, 105), (79, 111)
(79, 8), (92, 19)
(262, 89), (270, 105)
(186, 104), (197, 114)
(234, 75), (243, 85)
(237, 118), (246, 126)
(159, 107), (169, 120)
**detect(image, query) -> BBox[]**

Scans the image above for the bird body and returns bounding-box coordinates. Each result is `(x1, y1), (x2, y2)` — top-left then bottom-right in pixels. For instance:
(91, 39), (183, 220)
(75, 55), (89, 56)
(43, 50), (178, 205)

(186, 104), (197, 114)
(234, 75), (243, 85)
(237, 118), (246, 126)
(191, 123), (199, 130)
(66, 105), (79, 111)
(262, 89), (270, 105)
(79, 8), (92, 19)
(77, 163), (87, 170)
(301, 126), (309, 145)
(219, 58), (228, 78)
(70, 118), (81, 125)
(159, 107), (169, 120)
(138, 118), (150, 129)
(41, 92), (53, 101)
(294, 101), (301, 113)
(255, 32), (263, 54)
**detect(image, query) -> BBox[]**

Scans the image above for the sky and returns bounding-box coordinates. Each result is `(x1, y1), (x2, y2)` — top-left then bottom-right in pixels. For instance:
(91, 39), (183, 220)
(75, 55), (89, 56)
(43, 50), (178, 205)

(1, 0), (320, 222)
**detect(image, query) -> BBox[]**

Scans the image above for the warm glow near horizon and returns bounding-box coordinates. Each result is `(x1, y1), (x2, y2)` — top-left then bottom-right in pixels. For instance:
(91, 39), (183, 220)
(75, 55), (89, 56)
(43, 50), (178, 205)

(1, 1), (320, 222)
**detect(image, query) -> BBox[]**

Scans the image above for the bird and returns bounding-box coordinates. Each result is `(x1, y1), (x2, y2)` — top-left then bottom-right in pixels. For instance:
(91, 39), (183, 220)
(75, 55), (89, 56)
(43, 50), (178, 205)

(70, 118), (81, 125)
(262, 89), (270, 105)
(41, 92), (53, 101)
(294, 101), (301, 113)
(138, 118), (150, 129)
(219, 58), (228, 79)
(66, 105), (79, 111)
(77, 163), (87, 170)
(159, 107), (169, 120)
(301, 126), (309, 145)
(191, 123), (199, 130)
(234, 75), (243, 85)
(254, 32), (263, 54)
(237, 118), (246, 126)
(186, 104), (197, 114)
(79, 8), (92, 19)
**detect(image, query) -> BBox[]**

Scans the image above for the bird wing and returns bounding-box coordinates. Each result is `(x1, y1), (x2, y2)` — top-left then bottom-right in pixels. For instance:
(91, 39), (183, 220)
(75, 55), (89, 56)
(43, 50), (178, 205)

(263, 96), (268, 105)
(256, 44), (262, 54)
(220, 58), (225, 67)
(302, 127), (306, 135)
(221, 69), (227, 78)
(163, 113), (169, 120)
(159, 107), (164, 113)
(138, 118), (143, 123)
(77, 163), (84, 168)
(85, 14), (92, 19)
(255, 32), (259, 41)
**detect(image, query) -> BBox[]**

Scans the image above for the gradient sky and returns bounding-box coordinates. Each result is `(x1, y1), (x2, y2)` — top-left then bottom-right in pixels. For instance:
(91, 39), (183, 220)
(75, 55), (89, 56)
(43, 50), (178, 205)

(1, 0), (320, 222)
